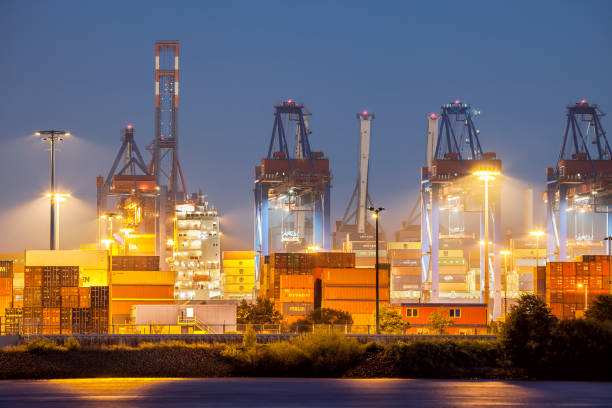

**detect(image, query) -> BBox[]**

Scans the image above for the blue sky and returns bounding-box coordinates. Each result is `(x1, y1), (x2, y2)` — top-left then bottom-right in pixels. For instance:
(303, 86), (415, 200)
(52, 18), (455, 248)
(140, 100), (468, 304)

(1, 0), (611, 251)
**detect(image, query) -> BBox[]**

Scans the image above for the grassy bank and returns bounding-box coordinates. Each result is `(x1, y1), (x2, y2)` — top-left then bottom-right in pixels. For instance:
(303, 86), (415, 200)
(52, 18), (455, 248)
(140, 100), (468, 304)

(0, 334), (503, 380)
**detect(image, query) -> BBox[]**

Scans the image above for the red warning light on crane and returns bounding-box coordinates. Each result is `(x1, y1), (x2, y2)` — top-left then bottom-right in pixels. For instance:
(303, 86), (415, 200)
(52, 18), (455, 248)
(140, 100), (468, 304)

(580, 99), (587, 104)
(429, 113), (438, 119)
(454, 100), (461, 104)
(127, 124), (133, 129)
(362, 110), (368, 116)
(287, 99), (293, 104)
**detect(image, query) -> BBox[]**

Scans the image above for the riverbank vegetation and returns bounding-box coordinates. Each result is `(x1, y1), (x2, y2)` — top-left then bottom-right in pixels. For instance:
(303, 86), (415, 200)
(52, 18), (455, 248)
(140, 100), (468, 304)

(1, 294), (611, 380)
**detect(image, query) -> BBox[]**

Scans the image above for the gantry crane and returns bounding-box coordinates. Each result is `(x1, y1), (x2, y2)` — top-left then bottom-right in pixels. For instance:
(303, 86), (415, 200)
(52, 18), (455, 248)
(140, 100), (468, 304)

(421, 101), (503, 318)
(254, 100), (332, 276)
(546, 100), (612, 261)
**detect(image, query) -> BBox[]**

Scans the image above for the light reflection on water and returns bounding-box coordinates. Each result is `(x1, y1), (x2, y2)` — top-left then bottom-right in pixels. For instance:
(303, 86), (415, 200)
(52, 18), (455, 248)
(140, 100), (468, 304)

(0, 378), (610, 408)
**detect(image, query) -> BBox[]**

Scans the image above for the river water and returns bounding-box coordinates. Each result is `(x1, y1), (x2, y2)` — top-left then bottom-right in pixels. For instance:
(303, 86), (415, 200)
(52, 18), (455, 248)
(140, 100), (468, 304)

(0, 378), (610, 407)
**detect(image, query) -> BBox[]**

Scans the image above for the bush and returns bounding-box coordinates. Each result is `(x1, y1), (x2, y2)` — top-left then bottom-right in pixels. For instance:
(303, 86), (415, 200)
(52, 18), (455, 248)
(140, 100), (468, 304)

(293, 331), (364, 376)
(382, 339), (500, 378)
(584, 294), (612, 323)
(25, 338), (61, 353)
(378, 305), (410, 334)
(499, 294), (558, 376)
(64, 337), (80, 351)
(428, 309), (454, 334)
(549, 318), (612, 380)
(237, 297), (282, 324)
(243, 325), (257, 348)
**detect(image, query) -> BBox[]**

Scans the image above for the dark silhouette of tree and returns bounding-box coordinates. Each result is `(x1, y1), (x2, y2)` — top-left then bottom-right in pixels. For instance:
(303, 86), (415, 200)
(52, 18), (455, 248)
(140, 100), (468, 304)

(236, 297), (282, 324)
(584, 295), (612, 323)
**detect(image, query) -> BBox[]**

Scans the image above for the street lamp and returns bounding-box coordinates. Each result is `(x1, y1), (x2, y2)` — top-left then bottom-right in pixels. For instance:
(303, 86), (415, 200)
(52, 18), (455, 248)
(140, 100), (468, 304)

(500, 250), (511, 317)
(473, 169), (499, 320)
(38, 130), (70, 250)
(368, 206), (384, 335)
(100, 213), (121, 252)
(604, 236), (612, 294)
(530, 230), (545, 295)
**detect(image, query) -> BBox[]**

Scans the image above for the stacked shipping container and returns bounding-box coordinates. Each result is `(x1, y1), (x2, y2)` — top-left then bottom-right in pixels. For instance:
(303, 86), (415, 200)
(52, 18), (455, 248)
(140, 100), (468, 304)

(223, 251), (256, 300)
(388, 242), (421, 301)
(0, 261), (13, 318)
(546, 260), (611, 320)
(321, 266), (390, 325)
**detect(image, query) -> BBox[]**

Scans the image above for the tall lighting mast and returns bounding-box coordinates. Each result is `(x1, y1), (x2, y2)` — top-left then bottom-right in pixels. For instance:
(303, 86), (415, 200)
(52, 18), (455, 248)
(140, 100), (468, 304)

(38, 130), (70, 250)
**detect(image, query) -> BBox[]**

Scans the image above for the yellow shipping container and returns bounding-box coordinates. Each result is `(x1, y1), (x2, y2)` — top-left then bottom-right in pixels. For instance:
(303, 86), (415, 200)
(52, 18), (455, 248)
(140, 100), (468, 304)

(439, 265), (466, 274)
(223, 259), (255, 268)
(513, 249), (547, 258)
(224, 266), (255, 276)
(439, 249), (463, 258)
(387, 242), (421, 250)
(223, 251), (255, 261)
(25, 250), (108, 268)
(111, 270), (174, 285)
(439, 282), (467, 292)
(225, 275), (256, 285)
(80, 268), (108, 287)
(225, 283), (255, 293)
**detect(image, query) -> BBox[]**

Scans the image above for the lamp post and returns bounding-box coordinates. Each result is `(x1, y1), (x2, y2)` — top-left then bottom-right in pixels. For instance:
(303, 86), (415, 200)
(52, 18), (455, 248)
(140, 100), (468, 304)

(473, 170), (499, 321)
(45, 193), (70, 250)
(120, 228), (134, 255)
(604, 236), (612, 294)
(100, 213), (121, 252)
(37, 130), (70, 250)
(500, 250), (511, 317)
(368, 206), (384, 335)
(577, 282), (588, 311)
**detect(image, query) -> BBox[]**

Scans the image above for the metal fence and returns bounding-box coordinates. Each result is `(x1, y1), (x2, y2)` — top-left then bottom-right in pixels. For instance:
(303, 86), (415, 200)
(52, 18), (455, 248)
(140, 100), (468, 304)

(0, 319), (492, 336)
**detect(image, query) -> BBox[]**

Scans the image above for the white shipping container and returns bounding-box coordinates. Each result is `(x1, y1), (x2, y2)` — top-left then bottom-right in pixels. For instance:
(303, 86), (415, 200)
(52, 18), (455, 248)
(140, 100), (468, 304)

(132, 304), (236, 332)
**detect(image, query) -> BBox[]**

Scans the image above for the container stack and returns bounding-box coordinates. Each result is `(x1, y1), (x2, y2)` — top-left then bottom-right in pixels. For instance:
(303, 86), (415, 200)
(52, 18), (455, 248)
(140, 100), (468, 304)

(23, 267), (43, 334)
(223, 251), (256, 300)
(438, 247), (467, 294)
(547, 258), (611, 319)
(387, 242), (421, 301)
(90, 286), (109, 334)
(342, 235), (388, 268)
(4, 308), (21, 335)
(0, 261), (13, 318)
(321, 266), (390, 325)
(259, 252), (355, 323)
(110, 258), (174, 325)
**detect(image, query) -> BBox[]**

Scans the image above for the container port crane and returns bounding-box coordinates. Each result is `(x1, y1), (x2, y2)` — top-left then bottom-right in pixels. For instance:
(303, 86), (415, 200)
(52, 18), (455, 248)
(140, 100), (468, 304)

(421, 101), (502, 318)
(546, 100), (612, 261)
(254, 100), (332, 276)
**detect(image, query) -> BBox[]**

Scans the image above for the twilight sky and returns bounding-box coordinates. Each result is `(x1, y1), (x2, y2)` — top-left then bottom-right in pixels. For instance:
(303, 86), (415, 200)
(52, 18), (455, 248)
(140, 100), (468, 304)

(1, 0), (611, 252)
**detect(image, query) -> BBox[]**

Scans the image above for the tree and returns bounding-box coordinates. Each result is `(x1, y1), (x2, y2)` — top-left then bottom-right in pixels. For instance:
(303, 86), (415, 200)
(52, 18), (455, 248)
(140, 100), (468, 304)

(499, 293), (558, 376)
(236, 297), (282, 324)
(428, 309), (454, 334)
(294, 308), (353, 326)
(378, 305), (410, 334)
(584, 295), (612, 323)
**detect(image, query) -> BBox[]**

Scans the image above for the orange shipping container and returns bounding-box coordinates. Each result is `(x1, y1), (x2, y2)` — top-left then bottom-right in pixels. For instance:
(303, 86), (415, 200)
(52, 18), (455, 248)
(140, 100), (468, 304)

(280, 288), (314, 302)
(0, 295), (12, 316)
(0, 278), (12, 296)
(280, 274), (314, 289)
(322, 299), (389, 315)
(112, 299), (175, 315)
(322, 268), (390, 286)
(389, 250), (421, 260)
(111, 285), (174, 299)
(79, 287), (91, 308)
(322, 285), (390, 301)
